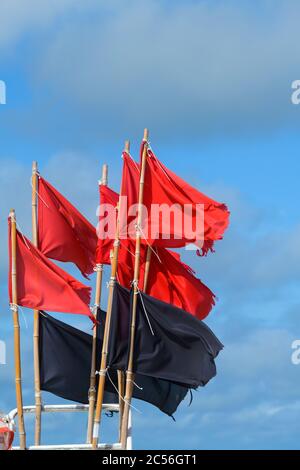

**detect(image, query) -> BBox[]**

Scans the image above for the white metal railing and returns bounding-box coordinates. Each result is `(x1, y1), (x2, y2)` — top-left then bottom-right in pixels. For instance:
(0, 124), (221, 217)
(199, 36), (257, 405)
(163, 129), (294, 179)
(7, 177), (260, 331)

(7, 404), (132, 450)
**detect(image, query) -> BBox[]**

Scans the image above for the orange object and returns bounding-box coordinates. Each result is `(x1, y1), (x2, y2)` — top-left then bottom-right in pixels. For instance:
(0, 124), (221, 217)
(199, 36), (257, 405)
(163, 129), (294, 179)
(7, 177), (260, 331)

(0, 419), (14, 450)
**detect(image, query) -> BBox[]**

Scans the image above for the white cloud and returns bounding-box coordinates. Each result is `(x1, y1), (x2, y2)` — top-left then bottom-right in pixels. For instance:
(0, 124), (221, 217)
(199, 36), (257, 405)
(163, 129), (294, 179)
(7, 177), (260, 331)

(29, 0), (300, 139)
(0, 0), (82, 50)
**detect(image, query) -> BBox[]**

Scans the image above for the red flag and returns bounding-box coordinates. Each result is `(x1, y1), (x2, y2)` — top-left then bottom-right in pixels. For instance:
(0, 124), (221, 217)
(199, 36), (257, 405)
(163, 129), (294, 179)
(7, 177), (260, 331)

(142, 144), (230, 254)
(146, 248), (215, 320)
(0, 418), (14, 450)
(97, 155), (217, 318)
(95, 152), (139, 263)
(38, 176), (97, 277)
(95, 184), (118, 265)
(117, 243), (215, 320)
(121, 151), (140, 207)
(8, 220), (92, 318)
(119, 146), (229, 254)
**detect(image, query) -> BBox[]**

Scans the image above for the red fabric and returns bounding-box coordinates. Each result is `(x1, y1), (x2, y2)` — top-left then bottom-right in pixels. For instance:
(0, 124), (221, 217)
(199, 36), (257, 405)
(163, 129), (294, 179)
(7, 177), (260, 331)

(95, 152), (140, 263)
(121, 151), (140, 205)
(0, 425), (14, 450)
(117, 243), (215, 320)
(99, 184), (119, 207)
(120, 152), (140, 239)
(119, 144), (229, 254)
(142, 143), (230, 254)
(93, 150), (218, 318)
(8, 220), (92, 319)
(147, 249), (215, 319)
(38, 176), (97, 277)
(95, 185), (118, 265)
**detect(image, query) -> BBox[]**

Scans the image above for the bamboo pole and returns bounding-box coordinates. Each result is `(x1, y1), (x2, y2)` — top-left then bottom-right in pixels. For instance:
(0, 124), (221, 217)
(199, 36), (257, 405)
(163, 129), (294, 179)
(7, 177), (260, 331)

(120, 129), (149, 449)
(86, 164), (108, 444)
(143, 247), (152, 293)
(117, 370), (125, 441)
(32, 161), (42, 446)
(92, 140), (130, 449)
(9, 209), (26, 450)
(117, 141), (129, 438)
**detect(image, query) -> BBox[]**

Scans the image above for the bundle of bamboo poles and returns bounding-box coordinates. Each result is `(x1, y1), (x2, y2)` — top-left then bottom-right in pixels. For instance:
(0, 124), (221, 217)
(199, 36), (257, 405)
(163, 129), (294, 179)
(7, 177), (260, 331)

(92, 129), (150, 449)
(9, 129), (151, 450)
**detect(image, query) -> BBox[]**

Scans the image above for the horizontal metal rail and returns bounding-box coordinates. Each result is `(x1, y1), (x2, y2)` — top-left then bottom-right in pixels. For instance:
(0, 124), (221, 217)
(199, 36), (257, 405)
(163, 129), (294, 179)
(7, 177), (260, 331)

(7, 403), (133, 451)
(13, 443), (122, 451)
(8, 403), (119, 424)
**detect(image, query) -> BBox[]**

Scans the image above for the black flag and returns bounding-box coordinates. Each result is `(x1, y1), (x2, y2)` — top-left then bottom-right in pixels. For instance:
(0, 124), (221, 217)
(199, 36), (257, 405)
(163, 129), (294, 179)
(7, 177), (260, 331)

(108, 283), (223, 389)
(39, 311), (188, 416)
(39, 311), (117, 405)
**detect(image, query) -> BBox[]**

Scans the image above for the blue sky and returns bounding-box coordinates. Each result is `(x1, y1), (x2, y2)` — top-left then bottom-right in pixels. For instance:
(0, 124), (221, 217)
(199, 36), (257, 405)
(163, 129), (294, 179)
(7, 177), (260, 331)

(1, 0), (300, 450)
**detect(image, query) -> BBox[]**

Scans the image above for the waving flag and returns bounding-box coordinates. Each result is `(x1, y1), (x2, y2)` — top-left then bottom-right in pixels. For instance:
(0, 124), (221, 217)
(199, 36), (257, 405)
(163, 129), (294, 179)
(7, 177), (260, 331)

(94, 179), (216, 317)
(121, 151), (140, 209)
(142, 144), (230, 254)
(95, 152), (138, 264)
(118, 244), (215, 320)
(39, 311), (188, 416)
(38, 176), (97, 277)
(118, 145), (229, 254)
(8, 220), (92, 318)
(108, 283), (223, 389)
(95, 184), (118, 265)
(39, 311), (117, 405)
(145, 249), (215, 319)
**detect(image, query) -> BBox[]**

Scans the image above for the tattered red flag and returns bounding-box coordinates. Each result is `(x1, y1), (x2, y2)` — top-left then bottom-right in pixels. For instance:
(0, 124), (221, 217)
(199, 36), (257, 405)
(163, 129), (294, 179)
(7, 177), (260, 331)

(38, 176), (97, 277)
(96, 153), (217, 318)
(8, 220), (92, 319)
(121, 151), (140, 208)
(95, 151), (139, 264)
(120, 145), (229, 254)
(145, 248), (216, 320)
(117, 243), (215, 320)
(141, 143), (230, 255)
(95, 184), (118, 265)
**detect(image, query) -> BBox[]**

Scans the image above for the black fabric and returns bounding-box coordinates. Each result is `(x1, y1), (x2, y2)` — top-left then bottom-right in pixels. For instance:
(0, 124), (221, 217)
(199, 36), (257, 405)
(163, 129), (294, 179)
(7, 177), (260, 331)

(39, 311), (188, 416)
(128, 374), (188, 417)
(39, 311), (117, 405)
(108, 283), (223, 389)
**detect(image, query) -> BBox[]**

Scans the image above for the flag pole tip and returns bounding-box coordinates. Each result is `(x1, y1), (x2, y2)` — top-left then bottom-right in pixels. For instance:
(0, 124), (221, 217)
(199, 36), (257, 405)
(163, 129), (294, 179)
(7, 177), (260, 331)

(143, 129), (149, 141)
(32, 161), (38, 176)
(101, 164), (108, 186)
(124, 140), (130, 152)
(9, 209), (15, 218)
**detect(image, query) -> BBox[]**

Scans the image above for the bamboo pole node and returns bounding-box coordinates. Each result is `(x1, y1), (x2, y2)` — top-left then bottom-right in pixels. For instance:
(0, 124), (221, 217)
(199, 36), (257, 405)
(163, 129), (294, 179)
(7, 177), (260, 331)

(93, 264), (103, 273)
(32, 161), (38, 173)
(9, 303), (18, 312)
(88, 386), (96, 396)
(9, 209), (16, 221)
